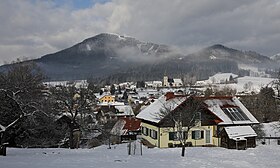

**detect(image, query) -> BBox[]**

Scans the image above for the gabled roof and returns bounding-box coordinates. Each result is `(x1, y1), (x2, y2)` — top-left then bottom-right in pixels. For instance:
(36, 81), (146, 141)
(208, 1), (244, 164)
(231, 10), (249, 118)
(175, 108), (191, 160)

(122, 117), (141, 131)
(110, 118), (141, 135)
(115, 105), (134, 116)
(173, 79), (182, 83)
(136, 93), (186, 123)
(204, 96), (259, 125)
(137, 94), (258, 126)
(224, 126), (257, 140)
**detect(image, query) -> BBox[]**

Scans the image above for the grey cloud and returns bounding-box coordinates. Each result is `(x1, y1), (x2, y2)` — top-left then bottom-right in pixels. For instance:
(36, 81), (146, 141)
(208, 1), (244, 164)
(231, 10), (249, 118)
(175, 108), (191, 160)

(0, 0), (280, 64)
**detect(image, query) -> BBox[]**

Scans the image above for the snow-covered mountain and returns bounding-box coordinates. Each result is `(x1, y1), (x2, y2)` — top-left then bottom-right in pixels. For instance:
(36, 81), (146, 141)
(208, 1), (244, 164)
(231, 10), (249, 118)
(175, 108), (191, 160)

(0, 33), (278, 81)
(33, 33), (180, 80)
(271, 53), (280, 62)
(187, 44), (273, 66)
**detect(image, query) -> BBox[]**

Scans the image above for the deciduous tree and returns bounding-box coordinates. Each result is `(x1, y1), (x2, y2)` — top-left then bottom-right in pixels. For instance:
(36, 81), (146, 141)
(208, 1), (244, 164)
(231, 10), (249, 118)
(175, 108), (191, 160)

(157, 96), (203, 157)
(0, 62), (46, 155)
(50, 85), (96, 149)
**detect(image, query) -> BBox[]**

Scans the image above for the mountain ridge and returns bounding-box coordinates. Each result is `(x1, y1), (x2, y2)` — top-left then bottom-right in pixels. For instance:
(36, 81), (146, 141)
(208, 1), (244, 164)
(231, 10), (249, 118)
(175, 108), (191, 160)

(1, 33), (278, 81)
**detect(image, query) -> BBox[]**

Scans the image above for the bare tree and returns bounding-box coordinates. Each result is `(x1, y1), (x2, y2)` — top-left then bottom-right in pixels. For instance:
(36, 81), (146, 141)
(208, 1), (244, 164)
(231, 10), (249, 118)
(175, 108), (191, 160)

(0, 62), (45, 156)
(214, 86), (237, 96)
(50, 85), (96, 149)
(157, 96), (203, 157)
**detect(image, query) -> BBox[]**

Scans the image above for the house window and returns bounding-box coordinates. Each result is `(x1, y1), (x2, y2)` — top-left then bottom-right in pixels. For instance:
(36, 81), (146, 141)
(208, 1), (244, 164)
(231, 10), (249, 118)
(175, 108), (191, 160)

(150, 130), (158, 139)
(192, 130), (204, 140)
(169, 132), (187, 140)
(142, 127), (149, 136)
(169, 132), (178, 140)
(146, 127), (149, 136)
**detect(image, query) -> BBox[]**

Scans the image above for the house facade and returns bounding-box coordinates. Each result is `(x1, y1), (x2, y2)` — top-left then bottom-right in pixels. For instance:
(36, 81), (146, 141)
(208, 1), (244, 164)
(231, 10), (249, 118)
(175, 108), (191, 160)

(99, 95), (115, 103)
(163, 76), (183, 87)
(136, 92), (259, 148)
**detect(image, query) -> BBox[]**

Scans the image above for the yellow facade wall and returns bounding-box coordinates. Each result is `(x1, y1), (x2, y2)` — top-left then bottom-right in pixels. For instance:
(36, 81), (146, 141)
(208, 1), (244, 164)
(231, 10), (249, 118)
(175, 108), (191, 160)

(141, 122), (159, 147)
(99, 95), (115, 103)
(141, 122), (221, 148)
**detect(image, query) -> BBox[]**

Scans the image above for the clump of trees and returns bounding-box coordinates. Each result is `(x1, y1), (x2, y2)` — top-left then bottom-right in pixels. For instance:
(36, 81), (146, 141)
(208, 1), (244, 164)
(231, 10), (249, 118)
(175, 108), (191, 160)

(0, 62), (99, 156)
(50, 85), (96, 149)
(240, 86), (279, 122)
(0, 62), (62, 155)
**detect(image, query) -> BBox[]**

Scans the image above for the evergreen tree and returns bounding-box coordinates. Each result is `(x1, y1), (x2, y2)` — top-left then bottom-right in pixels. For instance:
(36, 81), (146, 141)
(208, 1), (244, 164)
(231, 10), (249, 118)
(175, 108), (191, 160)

(110, 84), (115, 95)
(118, 85), (122, 94)
(122, 91), (128, 101)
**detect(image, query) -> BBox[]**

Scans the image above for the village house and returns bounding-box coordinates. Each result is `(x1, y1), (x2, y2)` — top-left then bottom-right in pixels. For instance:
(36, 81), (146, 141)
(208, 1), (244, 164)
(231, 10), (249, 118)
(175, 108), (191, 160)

(136, 92), (259, 149)
(163, 76), (183, 87)
(110, 117), (141, 142)
(99, 95), (115, 103)
(96, 103), (135, 124)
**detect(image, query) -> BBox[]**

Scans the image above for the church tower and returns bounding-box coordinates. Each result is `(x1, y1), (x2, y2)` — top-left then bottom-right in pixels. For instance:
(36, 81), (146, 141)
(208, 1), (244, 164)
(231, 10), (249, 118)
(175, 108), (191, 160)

(163, 76), (169, 87)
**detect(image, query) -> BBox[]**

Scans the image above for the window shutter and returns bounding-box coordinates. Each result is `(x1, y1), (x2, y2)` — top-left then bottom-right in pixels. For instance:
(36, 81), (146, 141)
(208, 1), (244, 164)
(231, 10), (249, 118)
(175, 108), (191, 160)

(169, 132), (174, 140)
(201, 130), (204, 139)
(192, 131), (196, 139)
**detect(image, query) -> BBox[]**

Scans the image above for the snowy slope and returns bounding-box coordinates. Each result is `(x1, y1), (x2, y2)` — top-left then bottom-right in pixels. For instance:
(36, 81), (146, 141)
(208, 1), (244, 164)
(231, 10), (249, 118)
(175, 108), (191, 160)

(271, 53), (280, 61)
(202, 76), (276, 93)
(260, 122), (280, 146)
(1, 144), (280, 168)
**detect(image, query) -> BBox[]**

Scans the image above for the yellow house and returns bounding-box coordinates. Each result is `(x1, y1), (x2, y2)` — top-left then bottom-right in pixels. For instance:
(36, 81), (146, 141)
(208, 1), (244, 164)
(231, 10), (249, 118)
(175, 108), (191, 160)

(99, 95), (115, 103)
(136, 93), (259, 148)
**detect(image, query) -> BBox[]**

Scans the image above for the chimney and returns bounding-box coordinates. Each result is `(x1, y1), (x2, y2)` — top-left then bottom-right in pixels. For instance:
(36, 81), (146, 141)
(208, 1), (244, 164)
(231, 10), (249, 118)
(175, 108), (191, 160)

(165, 92), (175, 101)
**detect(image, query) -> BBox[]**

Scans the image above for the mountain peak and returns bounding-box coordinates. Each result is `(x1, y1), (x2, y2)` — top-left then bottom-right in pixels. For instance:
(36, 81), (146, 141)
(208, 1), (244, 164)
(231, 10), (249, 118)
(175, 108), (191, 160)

(208, 44), (229, 50)
(85, 33), (134, 41)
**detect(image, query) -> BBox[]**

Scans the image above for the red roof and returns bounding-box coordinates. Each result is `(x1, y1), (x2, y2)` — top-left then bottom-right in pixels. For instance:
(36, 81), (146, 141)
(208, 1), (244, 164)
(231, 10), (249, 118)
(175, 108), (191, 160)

(121, 117), (141, 131)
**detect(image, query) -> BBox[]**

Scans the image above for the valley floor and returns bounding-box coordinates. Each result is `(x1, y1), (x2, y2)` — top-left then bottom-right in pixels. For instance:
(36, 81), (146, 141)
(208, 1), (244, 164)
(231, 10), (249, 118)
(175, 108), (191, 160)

(1, 143), (279, 168)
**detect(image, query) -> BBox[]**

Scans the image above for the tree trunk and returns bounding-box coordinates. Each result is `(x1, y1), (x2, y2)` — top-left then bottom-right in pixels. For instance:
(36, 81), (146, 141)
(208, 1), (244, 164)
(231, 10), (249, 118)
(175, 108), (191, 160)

(181, 144), (186, 157)
(0, 145), (7, 156)
(69, 127), (74, 149)
(0, 132), (7, 156)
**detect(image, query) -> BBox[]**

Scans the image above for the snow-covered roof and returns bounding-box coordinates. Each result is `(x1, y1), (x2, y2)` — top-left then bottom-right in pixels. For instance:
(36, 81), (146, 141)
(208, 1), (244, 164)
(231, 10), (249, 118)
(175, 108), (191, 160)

(153, 81), (162, 84)
(136, 94), (186, 123)
(111, 118), (141, 135)
(224, 126), (257, 140)
(204, 97), (259, 125)
(44, 80), (88, 88)
(110, 119), (126, 135)
(99, 94), (115, 99)
(115, 105), (134, 116)
(173, 79), (182, 83)
(209, 73), (238, 83)
(98, 102), (124, 106)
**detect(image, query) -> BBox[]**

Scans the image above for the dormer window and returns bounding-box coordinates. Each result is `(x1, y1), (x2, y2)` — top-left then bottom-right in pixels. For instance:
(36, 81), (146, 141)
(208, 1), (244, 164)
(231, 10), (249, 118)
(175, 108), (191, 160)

(222, 107), (249, 121)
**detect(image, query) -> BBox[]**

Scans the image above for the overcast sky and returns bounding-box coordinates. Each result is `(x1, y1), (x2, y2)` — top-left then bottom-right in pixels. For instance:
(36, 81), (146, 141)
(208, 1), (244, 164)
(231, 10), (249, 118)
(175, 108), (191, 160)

(0, 0), (280, 64)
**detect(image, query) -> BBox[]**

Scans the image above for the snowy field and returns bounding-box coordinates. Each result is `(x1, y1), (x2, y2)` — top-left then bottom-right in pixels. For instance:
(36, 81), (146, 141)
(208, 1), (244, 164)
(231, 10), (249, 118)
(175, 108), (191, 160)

(197, 75), (276, 94)
(1, 143), (280, 168)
